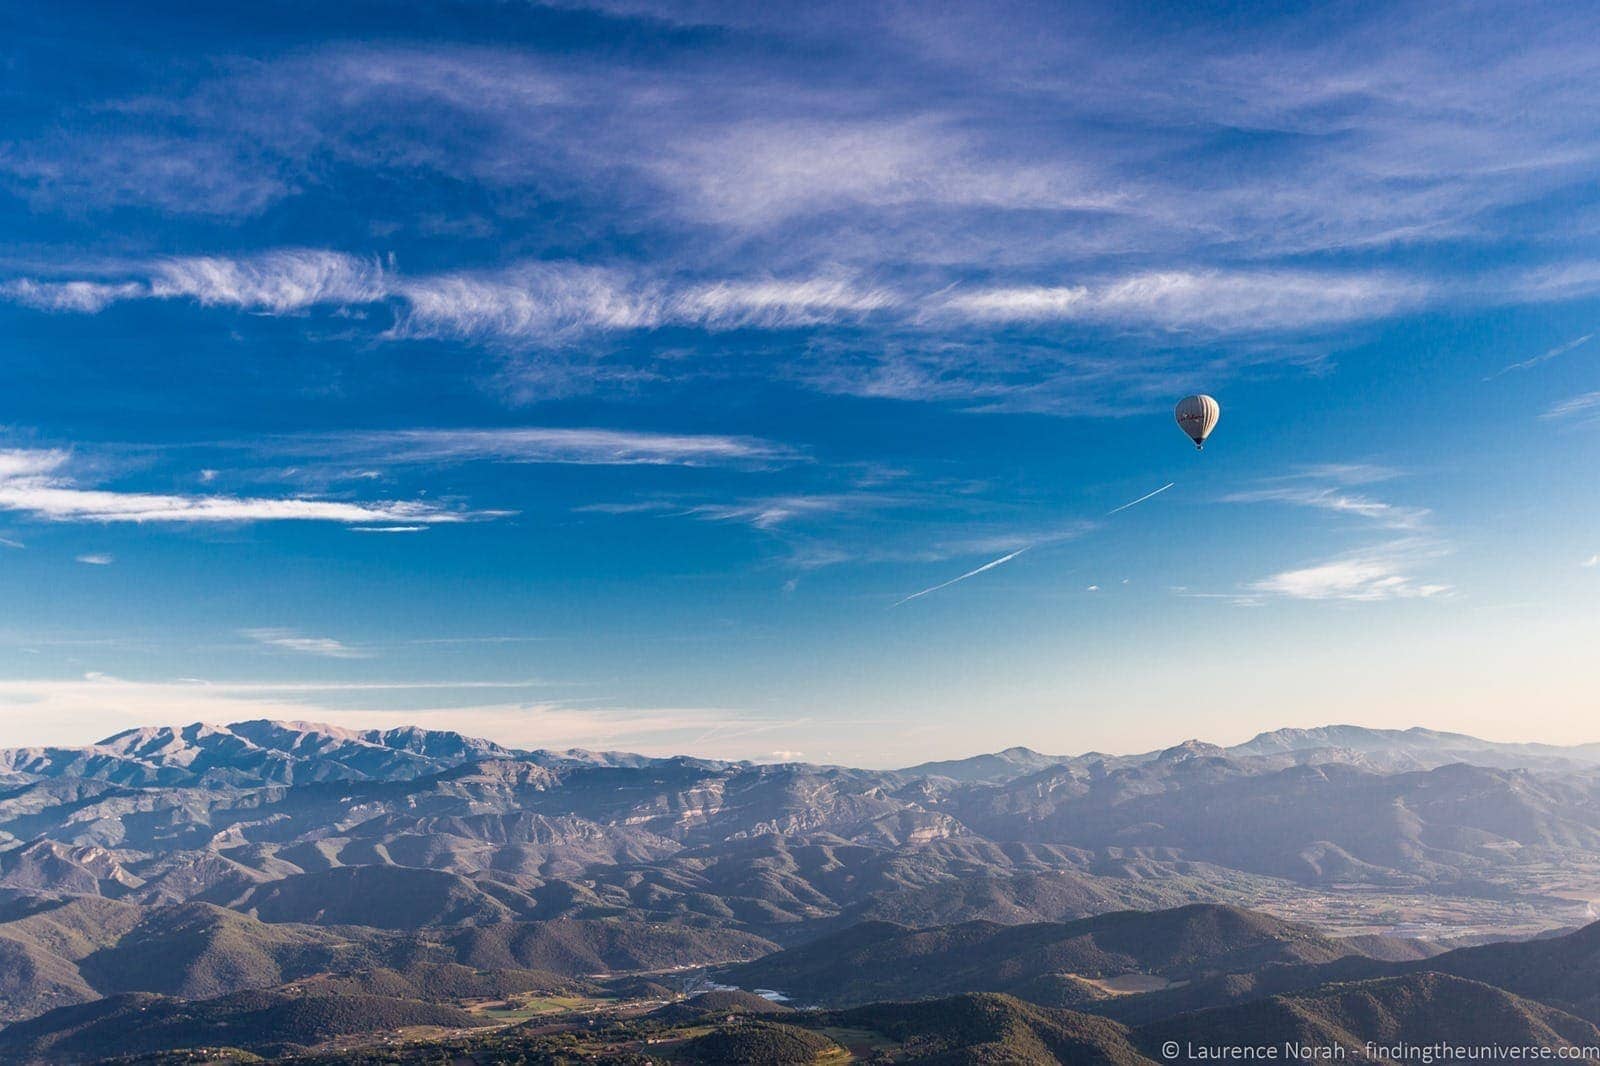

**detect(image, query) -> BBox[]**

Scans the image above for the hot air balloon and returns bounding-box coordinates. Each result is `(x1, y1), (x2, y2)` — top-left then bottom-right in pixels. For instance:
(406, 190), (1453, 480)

(1175, 394), (1220, 450)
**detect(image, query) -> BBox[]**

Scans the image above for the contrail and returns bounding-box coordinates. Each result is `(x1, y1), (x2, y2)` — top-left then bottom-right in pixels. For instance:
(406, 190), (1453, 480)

(892, 483), (1170, 607)
(1106, 482), (1174, 515)
(892, 547), (1029, 607)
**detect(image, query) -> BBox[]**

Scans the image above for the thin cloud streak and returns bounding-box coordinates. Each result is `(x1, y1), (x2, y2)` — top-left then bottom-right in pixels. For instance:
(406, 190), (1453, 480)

(0, 448), (497, 525)
(1248, 538), (1453, 603)
(935, 271), (1423, 333)
(1543, 391), (1600, 420)
(1226, 486), (1430, 531)
(892, 546), (1029, 607)
(288, 427), (800, 468)
(7, 255), (1419, 338)
(1486, 331), (1595, 379)
(242, 628), (369, 659)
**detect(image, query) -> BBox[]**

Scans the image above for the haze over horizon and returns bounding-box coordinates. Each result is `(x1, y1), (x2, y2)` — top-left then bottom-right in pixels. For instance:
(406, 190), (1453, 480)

(2, 2), (1598, 763)
(7, 715), (1600, 774)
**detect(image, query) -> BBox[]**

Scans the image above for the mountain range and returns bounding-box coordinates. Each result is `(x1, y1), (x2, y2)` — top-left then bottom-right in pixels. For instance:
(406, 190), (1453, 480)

(2, 718), (1600, 1061)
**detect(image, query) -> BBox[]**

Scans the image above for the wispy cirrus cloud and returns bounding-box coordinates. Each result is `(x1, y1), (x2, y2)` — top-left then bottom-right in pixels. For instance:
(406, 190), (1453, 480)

(11, 7), (1600, 278)
(280, 426), (800, 468)
(1249, 542), (1454, 603)
(394, 268), (900, 339)
(390, 264), (656, 341)
(147, 250), (388, 312)
(4, 253), (899, 341)
(1225, 486), (1431, 531)
(649, 115), (1116, 227)
(1486, 331), (1595, 379)
(0, 279), (146, 313)
(1285, 463), (1402, 486)
(1226, 465), (1431, 531)
(1543, 391), (1600, 421)
(242, 628), (369, 659)
(1, 132), (291, 218)
(935, 271), (1423, 333)
(0, 448), (494, 525)
(1, 250), (384, 315)
(6, 253), (1411, 339)
(686, 494), (866, 531)
(1231, 467), (1451, 602)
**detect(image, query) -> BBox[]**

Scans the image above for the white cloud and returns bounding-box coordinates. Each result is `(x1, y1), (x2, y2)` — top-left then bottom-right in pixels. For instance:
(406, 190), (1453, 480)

(0, 254), (1436, 353)
(938, 270), (1422, 332)
(392, 264), (657, 341)
(1250, 546), (1453, 602)
(0, 448), (492, 525)
(573, 501), (674, 515)
(1287, 463), (1402, 486)
(2, 251), (385, 316)
(686, 493), (903, 531)
(393, 264), (896, 341)
(147, 250), (387, 313)
(1225, 486), (1430, 531)
(5, 250), (1428, 356)
(298, 427), (798, 468)
(1583, 555), (1599, 568)
(74, 553), (113, 566)
(242, 628), (368, 659)
(0, 279), (146, 313)
(690, 495), (853, 530)
(670, 276), (897, 328)
(12, 8), (1600, 268)
(651, 115), (1116, 227)
(1487, 331), (1595, 379)
(2, 132), (289, 218)
(1544, 391), (1600, 420)
(1233, 472), (1449, 601)
(7, 255), (896, 342)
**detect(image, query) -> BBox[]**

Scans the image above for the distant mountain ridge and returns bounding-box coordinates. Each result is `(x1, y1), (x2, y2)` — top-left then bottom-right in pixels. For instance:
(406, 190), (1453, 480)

(0, 718), (668, 789)
(897, 724), (1600, 783)
(6, 719), (1598, 792)
(5, 719), (1600, 921)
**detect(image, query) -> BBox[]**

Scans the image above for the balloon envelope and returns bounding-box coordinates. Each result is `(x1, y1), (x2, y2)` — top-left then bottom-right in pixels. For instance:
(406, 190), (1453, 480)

(1175, 395), (1220, 449)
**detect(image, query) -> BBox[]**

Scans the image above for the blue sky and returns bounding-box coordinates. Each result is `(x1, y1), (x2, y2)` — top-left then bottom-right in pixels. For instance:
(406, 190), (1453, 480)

(1, 1), (1597, 763)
